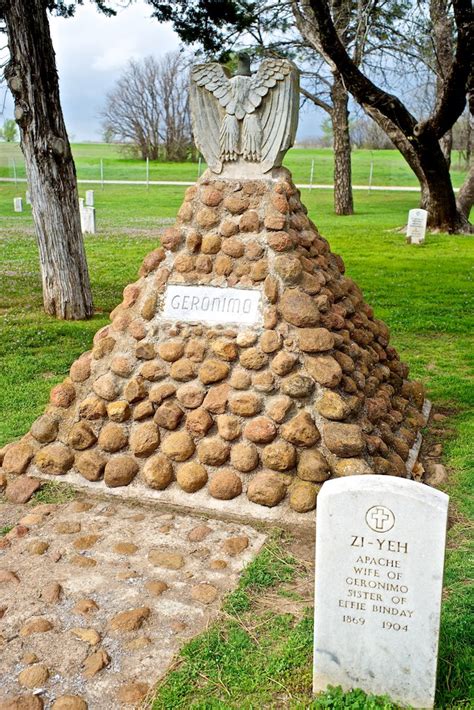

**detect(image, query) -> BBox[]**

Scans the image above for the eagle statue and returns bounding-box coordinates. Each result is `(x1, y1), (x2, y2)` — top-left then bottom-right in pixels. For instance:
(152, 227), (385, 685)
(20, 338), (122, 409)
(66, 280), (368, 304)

(190, 54), (299, 174)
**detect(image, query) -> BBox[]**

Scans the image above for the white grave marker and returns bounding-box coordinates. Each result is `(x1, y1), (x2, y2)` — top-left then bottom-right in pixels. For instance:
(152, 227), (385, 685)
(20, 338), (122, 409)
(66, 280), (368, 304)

(25, 191), (31, 205)
(162, 285), (262, 326)
(79, 199), (96, 234)
(407, 208), (428, 244)
(313, 476), (448, 709)
(13, 197), (23, 212)
(85, 189), (94, 207)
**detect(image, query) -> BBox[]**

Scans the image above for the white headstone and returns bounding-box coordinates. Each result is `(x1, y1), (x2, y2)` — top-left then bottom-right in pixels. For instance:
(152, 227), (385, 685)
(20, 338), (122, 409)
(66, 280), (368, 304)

(25, 191), (31, 205)
(85, 189), (94, 207)
(79, 199), (96, 234)
(162, 285), (262, 326)
(407, 208), (428, 244)
(313, 476), (448, 709)
(13, 197), (23, 212)
(82, 206), (96, 235)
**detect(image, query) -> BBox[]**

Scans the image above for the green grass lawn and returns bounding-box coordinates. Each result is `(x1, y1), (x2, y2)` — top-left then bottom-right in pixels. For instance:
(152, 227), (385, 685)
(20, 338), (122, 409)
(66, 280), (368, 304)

(0, 181), (472, 708)
(0, 143), (469, 187)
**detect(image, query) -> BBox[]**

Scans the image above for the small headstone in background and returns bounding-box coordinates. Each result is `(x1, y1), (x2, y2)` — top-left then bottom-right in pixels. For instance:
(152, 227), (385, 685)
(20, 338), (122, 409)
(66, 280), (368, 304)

(407, 208), (427, 244)
(82, 206), (96, 235)
(79, 198), (96, 234)
(313, 476), (448, 709)
(25, 191), (31, 205)
(85, 190), (94, 207)
(13, 197), (23, 212)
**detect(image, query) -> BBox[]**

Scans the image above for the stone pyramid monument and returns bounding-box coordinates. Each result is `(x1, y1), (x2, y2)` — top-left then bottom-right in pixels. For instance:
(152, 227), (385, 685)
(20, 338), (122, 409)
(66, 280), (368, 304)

(2, 56), (426, 527)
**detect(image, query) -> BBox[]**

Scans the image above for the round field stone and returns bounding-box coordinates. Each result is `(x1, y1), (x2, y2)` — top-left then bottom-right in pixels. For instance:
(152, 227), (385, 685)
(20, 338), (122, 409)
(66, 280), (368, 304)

(161, 431), (195, 461)
(208, 470), (242, 500)
(104, 456), (138, 487)
(176, 462), (208, 492)
(143, 454), (174, 489)
(247, 472), (287, 507)
(35, 443), (74, 475)
(231, 442), (259, 472)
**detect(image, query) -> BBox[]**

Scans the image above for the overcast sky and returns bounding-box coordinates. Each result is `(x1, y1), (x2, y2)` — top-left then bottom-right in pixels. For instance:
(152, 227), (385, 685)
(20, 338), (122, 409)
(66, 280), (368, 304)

(2, 0), (320, 143)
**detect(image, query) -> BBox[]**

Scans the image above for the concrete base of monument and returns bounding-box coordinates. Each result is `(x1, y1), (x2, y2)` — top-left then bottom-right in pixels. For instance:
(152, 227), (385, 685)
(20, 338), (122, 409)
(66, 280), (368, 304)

(28, 465), (317, 534)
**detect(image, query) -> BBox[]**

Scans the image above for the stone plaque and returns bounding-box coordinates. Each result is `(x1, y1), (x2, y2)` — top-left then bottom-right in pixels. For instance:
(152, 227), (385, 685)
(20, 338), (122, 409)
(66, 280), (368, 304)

(13, 197), (23, 212)
(313, 476), (448, 709)
(85, 189), (94, 207)
(162, 285), (262, 326)
(407, 208), (427, 244)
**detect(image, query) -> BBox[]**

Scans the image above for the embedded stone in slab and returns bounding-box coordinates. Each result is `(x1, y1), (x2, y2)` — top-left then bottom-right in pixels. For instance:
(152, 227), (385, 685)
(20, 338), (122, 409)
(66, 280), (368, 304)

(281, 411), (320, 447)
(229, 391), (262, 416)
(324, 422), (364, 457)
(108, 607), (150, 633)
(230, 442), (259, 472)
(266, 395), (293, 423)
(280, 288), (320, 327)
(247, 471), (287, 507)
(185, 408), (214, 437)
(297, 450), (330, 482)
(176, 462), (208, 493)
(298, 327), (334, 352)
(35, 443), (74, 475)
(20, 618), (54, 637)
(52, 696), (88, 710)
(243, 416), (277, 444)
(30, 415), (59, 444)
(50, 381), (76, 408)
(130, 422), (160, 456)
(316, 390), (351, 420)
(75, 450), (106, 481)
(289, 480), (318, 512)
(313, 477), (449, 709)
(18, 664), (49, 689)
(208, 469), (242, 500)
(305, 355), (342, 387)
(197, 437), (230, 466)
(68, 421), (97, 450)
(98, 423), (128, 453)
(107, 400), (131, 422)
(104, 456), (138, 487)
(217, 414), (241, 441)
(148, 550), (184, 570)
(79, 396), (107, 420)
(176, 382), (206, 409)
(161, 431), (195, 461)
(143, 454), (174, 490)
(154, 401), (184, 430)
(271, 351), (298, 376)
(261, 441), (296, 471)
(199, 359), (230, 384)
(332, 458), (373, 477)
(2, 441), (34, 475)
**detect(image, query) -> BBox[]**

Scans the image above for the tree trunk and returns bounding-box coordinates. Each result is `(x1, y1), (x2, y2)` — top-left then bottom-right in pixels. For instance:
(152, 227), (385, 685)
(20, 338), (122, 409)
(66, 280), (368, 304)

(431, 0), (454, 169)
(456, 165), (474, 219)
(3, 0), (93, 320)
(331, 73), (354, 215)
(367, 107), (430, 209)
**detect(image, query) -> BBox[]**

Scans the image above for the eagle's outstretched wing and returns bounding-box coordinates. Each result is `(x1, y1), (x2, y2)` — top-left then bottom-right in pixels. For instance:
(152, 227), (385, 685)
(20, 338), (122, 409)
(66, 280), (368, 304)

(242, 58), (293, 114)
(257, 59), (299, 173)
(190, 63), (232, 173)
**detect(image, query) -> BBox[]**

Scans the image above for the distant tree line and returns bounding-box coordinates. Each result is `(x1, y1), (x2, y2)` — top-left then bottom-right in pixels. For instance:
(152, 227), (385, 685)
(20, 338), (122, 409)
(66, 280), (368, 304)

(101, 52), (194, 162)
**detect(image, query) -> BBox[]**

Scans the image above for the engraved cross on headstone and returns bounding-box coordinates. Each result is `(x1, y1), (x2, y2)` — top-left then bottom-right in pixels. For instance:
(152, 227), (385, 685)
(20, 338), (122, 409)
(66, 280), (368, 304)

(369, 506), (391, 531)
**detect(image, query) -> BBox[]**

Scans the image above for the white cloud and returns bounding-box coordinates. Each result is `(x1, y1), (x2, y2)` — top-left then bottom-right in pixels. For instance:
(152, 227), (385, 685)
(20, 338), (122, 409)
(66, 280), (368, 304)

(48, 1), (181, 139)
